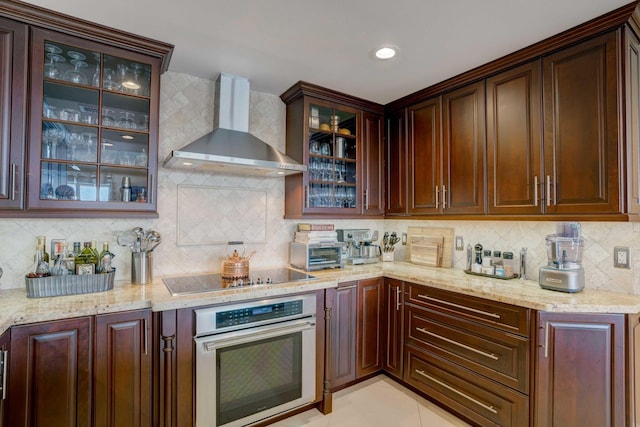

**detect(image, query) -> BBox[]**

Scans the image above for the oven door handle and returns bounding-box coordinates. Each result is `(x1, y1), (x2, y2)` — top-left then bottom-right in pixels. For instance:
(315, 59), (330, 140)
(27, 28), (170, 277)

(198, 318), (316, 351)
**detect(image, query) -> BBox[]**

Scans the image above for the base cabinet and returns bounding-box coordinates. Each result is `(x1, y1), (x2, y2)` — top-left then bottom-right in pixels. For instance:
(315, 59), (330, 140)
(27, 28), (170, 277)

(383, 278), (403, 378)
(95, 310), (152, 427)
(8, 317), (93, 427)
(0, 330), (9, 427)
(535, 312), (626, 427)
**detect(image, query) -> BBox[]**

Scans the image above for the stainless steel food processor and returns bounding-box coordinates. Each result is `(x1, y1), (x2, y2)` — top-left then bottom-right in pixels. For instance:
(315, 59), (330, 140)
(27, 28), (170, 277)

(539, 222), (585, 293)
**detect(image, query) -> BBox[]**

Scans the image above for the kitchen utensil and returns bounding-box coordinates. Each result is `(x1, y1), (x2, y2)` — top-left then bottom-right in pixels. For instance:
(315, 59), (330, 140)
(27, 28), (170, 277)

(116, 229), (137, 251)
(221, 242), (256, 279)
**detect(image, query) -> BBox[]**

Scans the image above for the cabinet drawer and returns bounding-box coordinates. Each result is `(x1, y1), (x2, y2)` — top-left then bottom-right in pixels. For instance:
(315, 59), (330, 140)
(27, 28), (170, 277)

(407, 283), (530, 336)
(406, 305), (529, 393)
(404, 347), (529, 427)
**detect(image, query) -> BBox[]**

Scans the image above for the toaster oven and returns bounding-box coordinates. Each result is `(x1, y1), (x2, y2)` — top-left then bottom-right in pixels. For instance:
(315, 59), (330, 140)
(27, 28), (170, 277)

(289, 242), (344, 271)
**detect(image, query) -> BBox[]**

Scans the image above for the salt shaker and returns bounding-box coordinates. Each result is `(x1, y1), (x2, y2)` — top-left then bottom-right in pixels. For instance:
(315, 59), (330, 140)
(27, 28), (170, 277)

(121, 176), (132, 202)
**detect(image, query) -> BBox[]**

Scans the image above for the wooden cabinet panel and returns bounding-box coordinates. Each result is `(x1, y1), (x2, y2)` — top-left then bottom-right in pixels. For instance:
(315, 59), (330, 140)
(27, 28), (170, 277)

(442, 81), (486, 215)
(361, 112), (385, 215)
(385, 109), (407, 215)
(95, 309), (151, 427)
(383, 279), (403, 378)
(629, 313), (640, 427)
(0, 17), (27, 210)
(356, 278), (383, 377)
(8, 317), (92, 427)
(535, 312), (625, 427)
(408, 97), (441, 215)
(0, 330), (8, 427)
(406, 305), (529, 393)
(543, 31), (620, 214)
(327, 282), (357, 389)
(407, 283), (531, 336)
(405, 347), (528, 427)
(487, 61), (543, 214)
(626, 28), (640, 215)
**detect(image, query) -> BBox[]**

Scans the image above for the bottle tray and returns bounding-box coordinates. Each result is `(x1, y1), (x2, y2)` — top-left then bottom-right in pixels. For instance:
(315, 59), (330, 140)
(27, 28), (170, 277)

(463, 269), (518, 280)
(25, 270), (115, 298)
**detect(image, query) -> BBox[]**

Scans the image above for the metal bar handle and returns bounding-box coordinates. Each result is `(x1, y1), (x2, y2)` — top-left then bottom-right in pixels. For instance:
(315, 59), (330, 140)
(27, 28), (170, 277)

(442, 185), (447, 209)
(339, 285), (357, 290)
(534, 176), (538, 207)
(417, 295), (501, 319)
(149, 174), (154, 204)
(546, 175), (551, 206)
(143, 318), (148, 356)
(10, 164), (16, 201)
(1, 350), (7, 400)
(544, 321), (549, 358)
(202, 319), (316, 351)
(364, 189), (369, 210)
(416, 327), (499, 360)
(415, 369), (498, 414)
(305, 185), (309, 208)
(396, 287), (402, 311)
(435, 186), (439, 209)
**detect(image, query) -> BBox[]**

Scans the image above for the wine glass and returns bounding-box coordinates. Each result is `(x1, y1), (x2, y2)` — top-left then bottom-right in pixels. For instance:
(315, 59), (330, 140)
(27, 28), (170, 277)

(82, 133), (97, 162)
(64, 51), (88, 84)
(346, 187), (355, 208)
(43, 126), (64, 159)
(117, 111), (137, 129)
(103, 67), (119, 90)
(102, 108), (116, 127)
(44, 43), (64, 79)
(116, 63), (131, 92)
(91, 52), (101, 87)
(128, 63), (148, 95)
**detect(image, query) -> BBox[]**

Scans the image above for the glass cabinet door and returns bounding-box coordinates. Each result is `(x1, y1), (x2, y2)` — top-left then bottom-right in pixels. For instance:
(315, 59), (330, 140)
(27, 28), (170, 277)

(28, 29), (157, 213)
(306, 102), (358, 211)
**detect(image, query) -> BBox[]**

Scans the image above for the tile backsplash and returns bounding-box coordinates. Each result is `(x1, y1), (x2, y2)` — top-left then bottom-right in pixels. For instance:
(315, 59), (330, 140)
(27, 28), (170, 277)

(0, 71), (639, 296)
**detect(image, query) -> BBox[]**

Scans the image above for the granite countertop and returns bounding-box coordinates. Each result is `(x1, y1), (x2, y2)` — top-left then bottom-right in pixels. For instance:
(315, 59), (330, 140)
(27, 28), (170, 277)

(2, 261), (640, 335)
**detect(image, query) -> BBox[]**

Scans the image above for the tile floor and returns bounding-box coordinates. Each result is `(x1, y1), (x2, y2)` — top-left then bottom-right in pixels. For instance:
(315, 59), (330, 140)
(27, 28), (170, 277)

(270, 375), (471, 427)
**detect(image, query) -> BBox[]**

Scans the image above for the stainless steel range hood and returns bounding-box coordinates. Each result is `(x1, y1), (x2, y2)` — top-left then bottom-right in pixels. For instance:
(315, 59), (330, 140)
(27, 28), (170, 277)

(163, 73), (306, 176)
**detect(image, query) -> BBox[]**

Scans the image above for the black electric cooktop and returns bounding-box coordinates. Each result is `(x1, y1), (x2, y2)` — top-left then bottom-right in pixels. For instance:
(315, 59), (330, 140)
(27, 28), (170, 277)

(162, 268), (316, 296)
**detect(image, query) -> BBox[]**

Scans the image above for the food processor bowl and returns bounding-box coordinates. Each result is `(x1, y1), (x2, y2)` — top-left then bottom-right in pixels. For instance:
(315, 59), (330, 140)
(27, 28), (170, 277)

(545, 234), (585, 268)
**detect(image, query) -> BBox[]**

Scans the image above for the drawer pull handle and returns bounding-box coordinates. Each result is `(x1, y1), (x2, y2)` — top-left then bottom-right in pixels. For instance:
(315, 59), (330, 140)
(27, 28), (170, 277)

(396, 286), (402, 311)
(418, 295), (501, 319)
(416, 327), (499, 360)
(415, 369), (498, 414)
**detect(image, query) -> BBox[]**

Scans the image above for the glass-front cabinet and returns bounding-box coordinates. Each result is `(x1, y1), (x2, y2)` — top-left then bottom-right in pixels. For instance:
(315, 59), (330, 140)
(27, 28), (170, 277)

(282, 82), (384, 218)
(307, 101), (359, 211)
(27, 29), (160, 214)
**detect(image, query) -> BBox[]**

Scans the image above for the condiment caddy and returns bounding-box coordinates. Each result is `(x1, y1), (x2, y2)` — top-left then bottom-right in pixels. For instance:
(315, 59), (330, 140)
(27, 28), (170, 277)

(464, 243), (527, 280)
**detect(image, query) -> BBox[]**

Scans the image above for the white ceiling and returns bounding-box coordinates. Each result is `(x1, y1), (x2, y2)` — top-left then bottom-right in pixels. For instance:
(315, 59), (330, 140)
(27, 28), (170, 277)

(28, 0), (630, 104)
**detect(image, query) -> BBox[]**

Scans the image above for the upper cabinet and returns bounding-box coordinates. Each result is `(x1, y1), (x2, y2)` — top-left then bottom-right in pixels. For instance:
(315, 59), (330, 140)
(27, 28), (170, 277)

(281, 82), (384, 219)
(0, 17), (27, 210)
(385, 1), (640, 221)
(0, 1), (172, 217)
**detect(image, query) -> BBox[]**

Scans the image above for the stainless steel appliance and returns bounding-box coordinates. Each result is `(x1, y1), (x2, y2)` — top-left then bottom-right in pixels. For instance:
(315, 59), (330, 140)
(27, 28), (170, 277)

(194, 294), (317, 427)
(289, 242), (344, 271)
(162, 268), (316, 296)
(539, 223), (585, 292)
(337, 229), (381, 265)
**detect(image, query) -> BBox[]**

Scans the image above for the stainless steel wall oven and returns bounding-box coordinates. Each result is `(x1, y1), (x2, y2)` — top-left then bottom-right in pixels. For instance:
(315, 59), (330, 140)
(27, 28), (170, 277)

(194, 294), (317, 427)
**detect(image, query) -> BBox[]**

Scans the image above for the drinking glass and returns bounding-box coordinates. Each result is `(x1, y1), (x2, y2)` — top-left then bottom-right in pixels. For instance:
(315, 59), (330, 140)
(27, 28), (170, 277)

(91, 52), (101, 87)
(103, 67), (119, 90)
(64, 52), (88, 84)
(82, 133), (97, 162)
(44, 43), (64, 79)
(43, 127), (64, 159)
(102, 108), (116, 127)
(346, 187), (355, 208)
(117, 111), (137, 129)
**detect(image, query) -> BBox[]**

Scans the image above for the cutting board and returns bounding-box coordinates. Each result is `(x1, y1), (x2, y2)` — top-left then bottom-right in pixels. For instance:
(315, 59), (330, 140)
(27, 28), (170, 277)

(406, 227), (454, 268)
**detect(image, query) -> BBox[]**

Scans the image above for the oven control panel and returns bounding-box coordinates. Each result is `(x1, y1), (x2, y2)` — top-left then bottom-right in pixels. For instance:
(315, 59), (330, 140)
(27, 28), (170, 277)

(216, 300), (303, 328)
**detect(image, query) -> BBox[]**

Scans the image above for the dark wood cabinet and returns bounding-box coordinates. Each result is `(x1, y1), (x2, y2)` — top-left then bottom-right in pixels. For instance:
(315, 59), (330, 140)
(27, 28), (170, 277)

(95, 309), (152, 427)
(8, 316), (93, 427)
(407, 97), (441, 215)
(535, 312), (626, 427)
(486, 61), (543, 215)
(361, 113), (385, 216)
(356, 278), (383, 377)
(0, 2), (172, 218)
(281, 82), (384, 218)
(442, 81), (486, 215)
(385, 109), (407, 215)
(626, 27), (640, 216)
(326, 281), (358, 389)
(0, 16), (27, 210)
(0, 330), (8, 427)
(383, 278), (403, 378)
(542, 31), (620, 215)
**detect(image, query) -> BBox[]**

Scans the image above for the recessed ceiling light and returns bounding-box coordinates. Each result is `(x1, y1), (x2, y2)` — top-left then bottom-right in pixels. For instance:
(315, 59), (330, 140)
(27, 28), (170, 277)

(375, 47), (396, 60)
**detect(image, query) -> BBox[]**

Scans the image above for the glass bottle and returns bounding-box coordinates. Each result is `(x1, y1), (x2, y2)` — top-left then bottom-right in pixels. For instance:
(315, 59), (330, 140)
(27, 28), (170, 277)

(33, 245), (50, 277)
(37, 236), (50, 265)
(90, 240), (100, 266)
(51, 242), (71, 276)
(97, 242), (114, 274)
(74, 242), (97, 274)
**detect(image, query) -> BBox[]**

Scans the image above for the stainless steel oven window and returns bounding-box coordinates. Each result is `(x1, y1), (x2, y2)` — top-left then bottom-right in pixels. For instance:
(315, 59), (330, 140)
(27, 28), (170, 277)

(195, 317), (316, 427)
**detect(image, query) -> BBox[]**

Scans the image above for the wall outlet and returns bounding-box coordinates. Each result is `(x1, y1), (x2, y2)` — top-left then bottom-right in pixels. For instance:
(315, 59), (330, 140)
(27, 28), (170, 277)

(455, 235), (464, 251)
(614, 246), (630, 269)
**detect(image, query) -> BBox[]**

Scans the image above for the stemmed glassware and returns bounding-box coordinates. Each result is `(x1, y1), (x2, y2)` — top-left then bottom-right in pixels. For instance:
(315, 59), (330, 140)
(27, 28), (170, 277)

(42, 126), (65, 159)
(346, 187), (355, 208)
(91, 52), (101, 87)
(44, 43), (65, 80)
(63, 51), (88, 84)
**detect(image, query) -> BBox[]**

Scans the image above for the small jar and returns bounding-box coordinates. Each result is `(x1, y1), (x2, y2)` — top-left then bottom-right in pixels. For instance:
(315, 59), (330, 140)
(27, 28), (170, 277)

(482, 250), (492, 267)
(503, 252), (515, 277)
(492, 251), (503, 267)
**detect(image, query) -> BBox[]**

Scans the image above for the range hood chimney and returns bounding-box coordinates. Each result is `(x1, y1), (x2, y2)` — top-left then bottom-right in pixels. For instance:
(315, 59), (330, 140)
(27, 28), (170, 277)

(163, 73), (306, 176)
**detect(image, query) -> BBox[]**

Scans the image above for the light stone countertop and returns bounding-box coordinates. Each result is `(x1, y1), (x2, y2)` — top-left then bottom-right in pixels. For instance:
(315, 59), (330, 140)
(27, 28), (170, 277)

(2, 262), (640, 336)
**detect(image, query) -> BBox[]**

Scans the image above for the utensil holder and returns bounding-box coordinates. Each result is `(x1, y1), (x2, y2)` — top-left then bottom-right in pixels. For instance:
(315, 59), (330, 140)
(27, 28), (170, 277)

(131, 252), (152, 285)
(382, 251), (394, 262)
